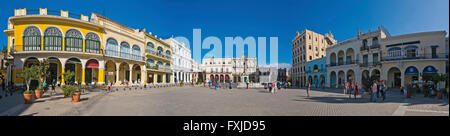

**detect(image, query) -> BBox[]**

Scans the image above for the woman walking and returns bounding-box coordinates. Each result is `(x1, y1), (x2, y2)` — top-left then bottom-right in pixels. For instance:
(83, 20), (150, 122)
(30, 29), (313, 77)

(50, 80), (56, 96)
(344, 82), (347, 95)
(354, 83), (359, 99)
(370, 81), (378, 102)
(306, 83), (311, 97)
(381, 80), (386, 101)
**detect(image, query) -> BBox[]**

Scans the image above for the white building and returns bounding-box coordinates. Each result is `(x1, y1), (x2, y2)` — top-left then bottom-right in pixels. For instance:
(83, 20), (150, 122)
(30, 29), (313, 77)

(164, 38), (194, 83)
(202, 55), (257, 83)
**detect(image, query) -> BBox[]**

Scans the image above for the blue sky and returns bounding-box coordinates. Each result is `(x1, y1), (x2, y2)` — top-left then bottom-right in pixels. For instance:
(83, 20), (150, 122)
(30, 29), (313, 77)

(1, 0), (449, 66)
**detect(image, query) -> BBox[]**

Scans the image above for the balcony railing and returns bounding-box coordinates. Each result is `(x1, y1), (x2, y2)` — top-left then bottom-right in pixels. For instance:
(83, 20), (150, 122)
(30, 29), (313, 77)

(360, 45), (369, 51)
(146, 49), (155, 55)
(370, 43), (380, 49)
(14, 9), (90, 22)
(146, 64), (157, 69)
(328, 60), (358, 67)
(359, 61), (381, 67)
(381, 53), (448, 61)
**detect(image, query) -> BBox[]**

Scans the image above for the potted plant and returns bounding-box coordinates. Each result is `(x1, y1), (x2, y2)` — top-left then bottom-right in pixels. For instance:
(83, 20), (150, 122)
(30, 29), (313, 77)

(180, 80), (184, 87)
(23, 90), (34, 104)
(35, 87), (44, 99)
(72, 86), (81, 102)
(19, 65), (40, 104)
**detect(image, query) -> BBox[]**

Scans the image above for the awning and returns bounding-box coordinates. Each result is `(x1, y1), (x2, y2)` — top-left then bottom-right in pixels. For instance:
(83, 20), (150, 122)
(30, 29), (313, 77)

(86, 59), (99, 68)
(405, 66), (418, 75)
(423, 66), (437, 74)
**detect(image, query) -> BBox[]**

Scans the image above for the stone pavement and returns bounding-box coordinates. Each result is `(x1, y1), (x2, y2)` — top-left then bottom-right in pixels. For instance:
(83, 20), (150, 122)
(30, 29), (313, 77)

(0, 87), (106, 116)
(80, 86), (449, 116)
(1, 86), (448, 116)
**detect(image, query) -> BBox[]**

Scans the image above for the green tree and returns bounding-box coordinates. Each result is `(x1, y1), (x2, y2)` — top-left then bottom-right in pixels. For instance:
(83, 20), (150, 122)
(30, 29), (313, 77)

(19, 65), (41, 91)
(37, 59), (50, 86)
(64, 70), (75, 85)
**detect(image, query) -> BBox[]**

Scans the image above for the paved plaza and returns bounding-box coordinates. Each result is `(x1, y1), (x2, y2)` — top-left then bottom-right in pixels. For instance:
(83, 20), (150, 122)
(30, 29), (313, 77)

(1, 86), (448, 116)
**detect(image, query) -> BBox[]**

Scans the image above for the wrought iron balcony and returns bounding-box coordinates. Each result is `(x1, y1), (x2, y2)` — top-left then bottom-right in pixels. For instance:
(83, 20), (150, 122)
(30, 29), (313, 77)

(370, 43), (380, 49)
(359, 61), (381, 67)
(360, 45), (369, 51)
(381, 53), (448, 61)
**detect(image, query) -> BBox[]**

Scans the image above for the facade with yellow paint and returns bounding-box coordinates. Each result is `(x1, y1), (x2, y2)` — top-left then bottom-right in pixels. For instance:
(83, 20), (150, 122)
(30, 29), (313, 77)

(4, 8), (173, 87)
(144, 32), (173, 84)
(5, 8), (104, 86)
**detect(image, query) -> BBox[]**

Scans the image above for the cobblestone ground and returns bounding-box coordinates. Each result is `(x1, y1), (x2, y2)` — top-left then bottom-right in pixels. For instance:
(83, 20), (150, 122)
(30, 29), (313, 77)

(79, 86), (449, 116)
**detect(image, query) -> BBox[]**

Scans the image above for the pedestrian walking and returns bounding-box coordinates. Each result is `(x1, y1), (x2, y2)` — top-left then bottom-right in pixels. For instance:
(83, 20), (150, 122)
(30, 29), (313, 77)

(107, 81), (111, 92)
(344, 82), (347, 95)
(284, 82), (287, 90)
(214, 82), (218, 90)
(306, 83), (311, 97)
(348, 82), (353, 98)
(229, 80), (233, 89)
(269, 83), (273, 94)
(51, 80), (56, 96)
(208, 80), (212, 88)
(354, 83), (359, 99)
(376, 80), (381, 98)
(370, 81), (378, 102)
(381, 80), (386, 101)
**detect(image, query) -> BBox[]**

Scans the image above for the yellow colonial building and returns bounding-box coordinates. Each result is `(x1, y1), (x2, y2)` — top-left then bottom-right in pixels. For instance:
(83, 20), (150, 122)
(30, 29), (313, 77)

(4, 8), (173, 87)
(144, 32), (173, 84)
(5, 8), (104, 86)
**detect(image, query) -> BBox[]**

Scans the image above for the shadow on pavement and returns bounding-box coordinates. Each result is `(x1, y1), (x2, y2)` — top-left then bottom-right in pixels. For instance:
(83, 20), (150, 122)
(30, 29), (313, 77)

(292, 89), (449, 106)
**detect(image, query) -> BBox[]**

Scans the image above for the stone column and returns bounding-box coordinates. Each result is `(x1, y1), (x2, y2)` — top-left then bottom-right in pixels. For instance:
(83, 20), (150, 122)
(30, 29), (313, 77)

(129, 64), (133, 84)
(116, 63), (120, 85)
(153, 73), (158, 84)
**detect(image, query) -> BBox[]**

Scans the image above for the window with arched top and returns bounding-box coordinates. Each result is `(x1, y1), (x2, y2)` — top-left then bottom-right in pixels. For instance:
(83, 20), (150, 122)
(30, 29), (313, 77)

(387, 47), (402, 59)
(362, 39), (367, 47)
(132, 45), (141, 60)
(65, 29), (82, 52)
(146, 42), (155, 54)
(146, 59), (155, 69)
(85, 32), (100, 54)
(372, 37), (378, 46)
(106, 38), (119, 56)
(23, 26), (41, 51)
(165, 50), (171, 59)
(120, 42), (131, 58)
(44, 27), (62, 51)
(157, 47), (164, 57)
(157, 61), (164, 70)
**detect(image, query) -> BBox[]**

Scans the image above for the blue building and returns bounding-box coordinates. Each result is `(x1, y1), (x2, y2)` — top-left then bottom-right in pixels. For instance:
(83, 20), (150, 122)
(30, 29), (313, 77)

(306, 57), (327, 88)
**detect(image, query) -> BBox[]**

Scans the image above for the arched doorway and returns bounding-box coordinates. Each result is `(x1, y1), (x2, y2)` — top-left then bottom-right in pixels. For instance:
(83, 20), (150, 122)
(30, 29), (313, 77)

(422, 66), (437, 82)
(85, 59), (99, 85)
(225, 75), (230, 83)
(346, 48), (354, 64)
(387, 67), (401, 88)
(105, 60), (116, 84)
(362, 70), (370, 90)
(47, 57), (61, 85)
(119, 62), (130, 84)
(404, 66), (419, 86)
(65, 58), (82, 85)
(338, 71), (345, 88)
(132, 64), (141, 84)
(338, 50), (345, 65)
(24, 57), (40, 89)
(347, 69), (355, 83)
(371, 69), (380, 81)
(313, 75), (318, 88)
(330, 71), (336, 88)
(330, 53), (337, 66)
